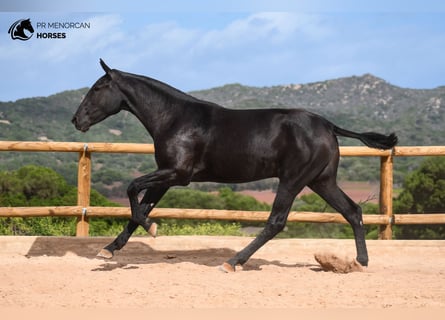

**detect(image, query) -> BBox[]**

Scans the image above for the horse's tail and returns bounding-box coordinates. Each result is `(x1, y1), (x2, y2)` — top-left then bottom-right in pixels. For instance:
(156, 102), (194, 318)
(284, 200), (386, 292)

(333, 125), (398, 150)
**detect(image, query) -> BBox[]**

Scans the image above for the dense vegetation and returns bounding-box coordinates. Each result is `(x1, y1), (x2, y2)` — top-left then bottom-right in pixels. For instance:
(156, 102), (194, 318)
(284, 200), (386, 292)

(393, 157), (445, 239)
(0, 166), (258, 236)
(0, 165), (373, 238)
(0, 165), (118, 235)
(1, 160), (443, 239)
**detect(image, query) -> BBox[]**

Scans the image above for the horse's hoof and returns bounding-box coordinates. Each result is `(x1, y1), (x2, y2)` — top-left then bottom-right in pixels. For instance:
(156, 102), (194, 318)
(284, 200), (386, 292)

(96, 248), (113, 259)
(357, 257), (368, 267)
(219, 262), (236, 273)
(148, 222), (157, 237)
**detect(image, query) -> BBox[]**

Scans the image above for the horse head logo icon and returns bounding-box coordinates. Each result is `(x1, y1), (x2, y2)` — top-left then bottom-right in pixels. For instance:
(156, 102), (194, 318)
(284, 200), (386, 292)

(8, 19), (34, 41)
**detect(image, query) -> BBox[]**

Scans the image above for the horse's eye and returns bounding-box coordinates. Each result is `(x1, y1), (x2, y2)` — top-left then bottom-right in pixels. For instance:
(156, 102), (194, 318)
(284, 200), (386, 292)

(94, 83), (109, 91)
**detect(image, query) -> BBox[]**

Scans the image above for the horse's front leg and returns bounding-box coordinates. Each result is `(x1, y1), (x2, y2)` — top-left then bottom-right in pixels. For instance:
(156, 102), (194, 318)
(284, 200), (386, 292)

(98, 165), (191, 259)
(97, 186), (168, 259)
(126, 169), (184, 230)
(97, 220), (139, 259)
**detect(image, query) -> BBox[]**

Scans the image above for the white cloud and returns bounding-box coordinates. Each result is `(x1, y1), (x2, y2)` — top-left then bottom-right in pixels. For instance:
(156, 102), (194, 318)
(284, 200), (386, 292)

(41, 14), (124, 62)
(196, 12), (325, 52)
(133, 21), (199, 56)
(101, 12), (328, 67)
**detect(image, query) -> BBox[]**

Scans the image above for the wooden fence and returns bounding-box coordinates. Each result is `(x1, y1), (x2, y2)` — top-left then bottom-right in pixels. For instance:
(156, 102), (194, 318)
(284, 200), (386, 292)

(1, 141), (445, 239)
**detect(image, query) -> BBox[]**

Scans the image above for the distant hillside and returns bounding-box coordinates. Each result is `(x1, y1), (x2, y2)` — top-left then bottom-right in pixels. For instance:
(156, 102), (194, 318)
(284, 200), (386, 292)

(0, 88), (151, 143)
(1, 74), (444, 195)
(190, 74), (445, 146)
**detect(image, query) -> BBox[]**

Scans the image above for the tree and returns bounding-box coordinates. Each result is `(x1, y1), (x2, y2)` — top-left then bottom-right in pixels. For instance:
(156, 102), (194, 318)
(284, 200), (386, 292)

(394, 157), (445, 239)
(157, 188), (225, 209)
(155, 187), (270, 235)
(218, 187), (270, 211)
(0, 165), (120, 236)
(0, 165), (71, 206)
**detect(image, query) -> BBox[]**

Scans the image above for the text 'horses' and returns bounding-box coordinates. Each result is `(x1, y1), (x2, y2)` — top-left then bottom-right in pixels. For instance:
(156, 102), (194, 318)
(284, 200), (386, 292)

(72, 60), (397, 272)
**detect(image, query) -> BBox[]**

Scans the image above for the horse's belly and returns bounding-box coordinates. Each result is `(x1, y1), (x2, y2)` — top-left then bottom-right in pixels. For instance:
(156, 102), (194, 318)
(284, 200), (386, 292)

(192, 152), (278, 183)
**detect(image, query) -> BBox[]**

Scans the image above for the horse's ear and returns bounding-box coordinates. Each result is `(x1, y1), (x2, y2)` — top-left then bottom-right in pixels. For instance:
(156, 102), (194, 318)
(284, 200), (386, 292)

(100, 59), (111, 75)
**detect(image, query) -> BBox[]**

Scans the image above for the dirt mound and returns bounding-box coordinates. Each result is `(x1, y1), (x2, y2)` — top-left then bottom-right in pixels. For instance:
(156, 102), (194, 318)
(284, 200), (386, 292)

(314, 252), (363, 273)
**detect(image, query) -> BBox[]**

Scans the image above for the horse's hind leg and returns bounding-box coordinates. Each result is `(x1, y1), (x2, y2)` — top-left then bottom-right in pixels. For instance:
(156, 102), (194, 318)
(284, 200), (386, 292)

(309, 178), (369, 266)
(221, 182), (300, 272)
(98, 186), (168, 259)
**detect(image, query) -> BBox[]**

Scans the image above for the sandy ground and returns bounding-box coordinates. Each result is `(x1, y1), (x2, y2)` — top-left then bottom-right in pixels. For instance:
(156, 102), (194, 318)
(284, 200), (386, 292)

(0, 236), (444, 310)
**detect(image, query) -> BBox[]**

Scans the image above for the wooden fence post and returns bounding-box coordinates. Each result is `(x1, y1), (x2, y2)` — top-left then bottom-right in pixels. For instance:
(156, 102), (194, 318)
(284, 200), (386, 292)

(76, 146), (91, 236)
(379, 154), (394, 239)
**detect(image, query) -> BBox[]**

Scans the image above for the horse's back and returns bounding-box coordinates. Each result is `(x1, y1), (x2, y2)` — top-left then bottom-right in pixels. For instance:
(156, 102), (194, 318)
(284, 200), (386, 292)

(209, 107), (335, 148)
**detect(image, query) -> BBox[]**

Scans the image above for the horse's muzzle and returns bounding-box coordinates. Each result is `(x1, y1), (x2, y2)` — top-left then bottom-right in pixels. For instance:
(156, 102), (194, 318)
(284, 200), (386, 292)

(71, 116), (89, 132)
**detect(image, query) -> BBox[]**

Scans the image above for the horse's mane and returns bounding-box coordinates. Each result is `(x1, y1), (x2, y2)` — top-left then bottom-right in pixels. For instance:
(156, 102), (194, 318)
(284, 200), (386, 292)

(120, 71), (202, 104)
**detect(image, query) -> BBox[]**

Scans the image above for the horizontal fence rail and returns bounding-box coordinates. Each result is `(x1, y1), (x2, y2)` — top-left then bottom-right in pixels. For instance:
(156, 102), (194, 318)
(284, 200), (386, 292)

(0, 141), (156, 153)
(1, 141), (445, 239)
(1, 206), (445, 224)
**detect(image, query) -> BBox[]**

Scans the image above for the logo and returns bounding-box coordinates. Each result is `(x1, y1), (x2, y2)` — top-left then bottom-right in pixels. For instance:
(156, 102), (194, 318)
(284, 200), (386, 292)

(7, 18), (91, 41)
(8, 18), (34, 41)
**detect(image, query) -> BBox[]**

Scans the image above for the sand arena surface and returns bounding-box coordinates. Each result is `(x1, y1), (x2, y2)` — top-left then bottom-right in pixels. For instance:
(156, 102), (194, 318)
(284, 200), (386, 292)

(0, 236), (444, 309)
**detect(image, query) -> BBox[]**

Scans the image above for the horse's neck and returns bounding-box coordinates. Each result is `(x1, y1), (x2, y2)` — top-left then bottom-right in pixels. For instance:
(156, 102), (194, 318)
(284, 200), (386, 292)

(15, 25), (23, 35)
(121, 79), (182, 139)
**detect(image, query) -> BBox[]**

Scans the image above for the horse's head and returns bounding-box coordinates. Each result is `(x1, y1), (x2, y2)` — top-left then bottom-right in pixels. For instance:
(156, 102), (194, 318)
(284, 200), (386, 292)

(72, 59), (127, 132)
(21, 19), (34, 33)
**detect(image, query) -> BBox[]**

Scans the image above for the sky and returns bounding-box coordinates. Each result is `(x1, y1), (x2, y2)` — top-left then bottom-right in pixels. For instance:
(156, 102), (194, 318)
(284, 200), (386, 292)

(1, 0), (445, 102)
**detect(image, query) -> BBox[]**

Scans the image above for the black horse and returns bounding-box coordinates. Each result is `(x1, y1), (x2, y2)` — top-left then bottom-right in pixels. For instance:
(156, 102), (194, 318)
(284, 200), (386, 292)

(72, 60), (397, 272)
